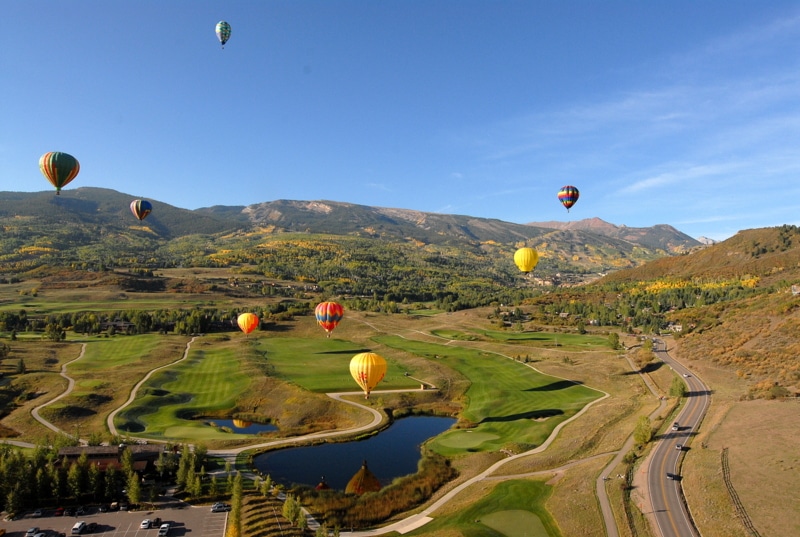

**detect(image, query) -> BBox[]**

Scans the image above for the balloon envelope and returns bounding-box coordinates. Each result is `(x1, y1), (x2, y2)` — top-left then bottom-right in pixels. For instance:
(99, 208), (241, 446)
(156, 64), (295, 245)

(130, 199), (153, 221)
(39, 152), (80, 195)
(216, 21), (231, 47)
(558, 185), (580, 212)
(237, 313), (259, 334)
(514, 247), (539, 273)
(349, 352), (387, 399)
(315, 301), (344, 336)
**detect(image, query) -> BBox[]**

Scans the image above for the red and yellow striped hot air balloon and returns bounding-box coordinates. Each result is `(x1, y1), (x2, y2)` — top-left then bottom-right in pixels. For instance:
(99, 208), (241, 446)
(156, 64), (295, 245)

(315, 301), (344, 337)
(39, 152), (80, 195)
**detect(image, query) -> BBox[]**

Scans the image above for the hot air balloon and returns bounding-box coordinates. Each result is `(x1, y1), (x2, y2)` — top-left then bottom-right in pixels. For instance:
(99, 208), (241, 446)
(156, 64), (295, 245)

(216, 21), (231, 48)
(315, 301), (344, 337)
(514, 247), (539, 274)
(349, 352), (387, 399)
(557, 185), (580, 212)
(39, 152), (80, 195)
(237, 312), (259, 335)
(232, 419), (252, 429)
(130, 199), (153, 221)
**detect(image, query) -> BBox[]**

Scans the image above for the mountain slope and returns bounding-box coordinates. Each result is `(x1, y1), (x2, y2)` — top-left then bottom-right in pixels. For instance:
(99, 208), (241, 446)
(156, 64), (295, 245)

(528, 217), (701, 253)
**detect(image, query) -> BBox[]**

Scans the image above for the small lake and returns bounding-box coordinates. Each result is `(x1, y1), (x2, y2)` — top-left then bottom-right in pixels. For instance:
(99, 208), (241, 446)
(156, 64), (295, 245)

(204, 419), (277, 434)
(253, 416), (455, 491)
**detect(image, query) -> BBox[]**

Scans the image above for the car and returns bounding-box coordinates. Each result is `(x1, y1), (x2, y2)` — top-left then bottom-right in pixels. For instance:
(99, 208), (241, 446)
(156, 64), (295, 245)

(666, 472), (675, 480)
(75, 506), (87, 516)
(140, 520), (152, 529)
(109, 502), (119, 511)
(63, 508), (74, 516)
(32, 533), (46, 537)
(119, 502), (129, 511)
(98, 504), (109, 513)
(157, 523), (170, 536)
(676, 443), (683, 450)
(672, 423), (679, 431)
(211, 502), (231, 512)
(25, 529), (40, 537)
(85, 523), (97, 534)
(683, 373), (691, 377)
(32, 509), (43, 518)
(152, 517), (161, 526)
(54, 507), (65, 516)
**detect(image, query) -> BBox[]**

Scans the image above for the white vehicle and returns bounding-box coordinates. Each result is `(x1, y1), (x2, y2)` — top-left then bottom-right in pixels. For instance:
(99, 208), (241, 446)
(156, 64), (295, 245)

(672, 423), (679, 431)
(683, 373), (690, 377)
(71, 521), (87, 535)
(211, 502), (231, 512)
(140, 520), (152, 529)
(158, 523), (171, 536)
(25, 529), (39, 537)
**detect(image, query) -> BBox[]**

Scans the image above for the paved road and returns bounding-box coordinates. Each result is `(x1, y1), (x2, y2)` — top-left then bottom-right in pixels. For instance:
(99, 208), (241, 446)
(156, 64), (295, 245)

(646, 339), (711, 537)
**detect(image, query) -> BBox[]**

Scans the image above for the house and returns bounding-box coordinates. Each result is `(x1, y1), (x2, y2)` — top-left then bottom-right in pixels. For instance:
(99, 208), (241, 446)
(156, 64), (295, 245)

(57, 444), (165, 472)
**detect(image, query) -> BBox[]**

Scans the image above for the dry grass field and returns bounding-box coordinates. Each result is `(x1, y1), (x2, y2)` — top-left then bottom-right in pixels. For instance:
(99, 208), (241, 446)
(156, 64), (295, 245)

(671, 337), (800, 537)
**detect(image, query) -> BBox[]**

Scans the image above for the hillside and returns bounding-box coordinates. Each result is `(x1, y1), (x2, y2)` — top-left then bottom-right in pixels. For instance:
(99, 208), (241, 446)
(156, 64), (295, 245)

(0, 189), (697, 281)
(592, 225), (800, 397)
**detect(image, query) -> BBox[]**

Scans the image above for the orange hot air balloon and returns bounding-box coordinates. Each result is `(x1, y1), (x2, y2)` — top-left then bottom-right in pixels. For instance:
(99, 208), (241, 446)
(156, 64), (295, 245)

(514, 247), (539, 274)
(315, 301), (344, 337)
(237, 313), (259, 335)
(349, 352), (387, 399)
(232, 419), (252, 429)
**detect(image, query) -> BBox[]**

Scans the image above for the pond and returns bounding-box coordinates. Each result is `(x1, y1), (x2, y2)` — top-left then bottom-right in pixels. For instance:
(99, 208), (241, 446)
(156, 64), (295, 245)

(253, 416), (455, 491)
(206, 419), (277, 434)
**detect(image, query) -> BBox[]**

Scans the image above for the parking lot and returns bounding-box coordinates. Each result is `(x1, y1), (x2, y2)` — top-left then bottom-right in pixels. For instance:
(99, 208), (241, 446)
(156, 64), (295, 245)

(1, 504), (228, 537)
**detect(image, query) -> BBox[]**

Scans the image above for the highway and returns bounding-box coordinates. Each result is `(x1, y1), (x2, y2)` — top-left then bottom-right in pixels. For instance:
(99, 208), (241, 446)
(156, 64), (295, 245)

(648, 339), (711, 537)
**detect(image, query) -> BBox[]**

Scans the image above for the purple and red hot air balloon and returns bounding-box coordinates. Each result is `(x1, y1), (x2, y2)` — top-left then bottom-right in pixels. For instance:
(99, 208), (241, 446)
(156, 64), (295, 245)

(557, 185), (580, 212)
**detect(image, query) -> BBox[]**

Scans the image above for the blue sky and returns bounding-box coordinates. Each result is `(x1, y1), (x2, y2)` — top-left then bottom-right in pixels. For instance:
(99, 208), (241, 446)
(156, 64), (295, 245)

(2, 1), (800, 241)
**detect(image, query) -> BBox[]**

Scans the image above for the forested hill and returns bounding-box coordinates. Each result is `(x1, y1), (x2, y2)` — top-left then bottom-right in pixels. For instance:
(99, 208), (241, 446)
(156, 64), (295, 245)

(0, 188), (698, 278)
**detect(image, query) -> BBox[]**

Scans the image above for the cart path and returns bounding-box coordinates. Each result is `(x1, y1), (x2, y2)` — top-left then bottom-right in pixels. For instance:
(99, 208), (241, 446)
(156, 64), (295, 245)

(30, 343), (87, 442)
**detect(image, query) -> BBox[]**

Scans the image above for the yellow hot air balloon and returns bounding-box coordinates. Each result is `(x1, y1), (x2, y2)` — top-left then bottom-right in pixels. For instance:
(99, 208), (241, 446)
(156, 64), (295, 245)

(514, 247), (539, 274)
(349, 352), (387, 399)
(237, 312), (259, 335)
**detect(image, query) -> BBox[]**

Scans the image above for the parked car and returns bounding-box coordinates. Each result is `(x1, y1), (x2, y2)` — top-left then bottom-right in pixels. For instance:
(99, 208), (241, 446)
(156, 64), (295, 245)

(25, 528), (40, 537)
(63, 508), (74, 516)
(211, 502), (231, 512)
(54, 507), (65, 516)
(140, 520), (151, 529)
(98, 504), (109, 513)
(75, 507), (86, 516)
(85, 523), (97, 534)
(157, 523), (170, 536)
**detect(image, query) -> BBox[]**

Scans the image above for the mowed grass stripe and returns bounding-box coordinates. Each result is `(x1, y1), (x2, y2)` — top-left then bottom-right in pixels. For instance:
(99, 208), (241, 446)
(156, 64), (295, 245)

(254, 337), (419, 393)
(374, 335), (601, 455)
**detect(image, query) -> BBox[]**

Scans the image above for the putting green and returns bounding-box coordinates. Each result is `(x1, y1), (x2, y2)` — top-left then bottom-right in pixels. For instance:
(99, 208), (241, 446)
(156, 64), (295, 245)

(436, 430), (499, 449)
(481, 510), (549, 537)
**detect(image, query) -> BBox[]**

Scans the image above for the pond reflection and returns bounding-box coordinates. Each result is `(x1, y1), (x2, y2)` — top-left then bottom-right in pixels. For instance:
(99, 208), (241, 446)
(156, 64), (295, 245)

(253, 416), (454, 491)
